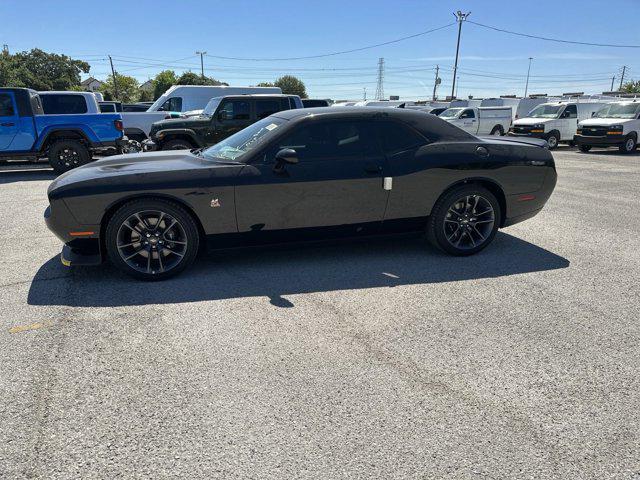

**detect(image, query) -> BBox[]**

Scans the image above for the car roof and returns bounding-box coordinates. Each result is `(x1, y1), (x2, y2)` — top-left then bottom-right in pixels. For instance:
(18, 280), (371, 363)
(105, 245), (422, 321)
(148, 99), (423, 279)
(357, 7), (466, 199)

(272, 107), (476, 141)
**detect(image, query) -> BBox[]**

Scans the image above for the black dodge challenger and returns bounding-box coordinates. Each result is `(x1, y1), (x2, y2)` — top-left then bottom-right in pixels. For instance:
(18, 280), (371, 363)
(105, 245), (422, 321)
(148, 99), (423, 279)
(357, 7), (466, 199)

(45, 108), (557, 280)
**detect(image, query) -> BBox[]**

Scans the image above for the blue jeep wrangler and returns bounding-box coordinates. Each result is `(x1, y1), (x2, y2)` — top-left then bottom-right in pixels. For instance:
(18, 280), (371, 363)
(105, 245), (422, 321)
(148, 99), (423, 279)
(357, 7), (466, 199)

(0, 87), (126, 174)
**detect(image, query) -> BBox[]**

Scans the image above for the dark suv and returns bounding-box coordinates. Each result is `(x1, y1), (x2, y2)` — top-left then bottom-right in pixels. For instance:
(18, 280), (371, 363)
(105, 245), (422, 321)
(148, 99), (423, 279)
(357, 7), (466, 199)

(143, 94), (302, 151)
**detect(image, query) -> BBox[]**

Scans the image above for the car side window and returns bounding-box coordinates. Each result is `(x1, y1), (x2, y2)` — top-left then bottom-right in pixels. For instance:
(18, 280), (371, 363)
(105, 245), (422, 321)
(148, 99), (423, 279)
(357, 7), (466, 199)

(41, 94), (88, 114)
(460, 109), (475, 119)
(0, 94), (15, 116)
(378, 121), (428, 154)
(276, 121), (367, 162)
(219, 100), (250, 120)
(563, 105), (577, 118)
(159, 97), (182, 112)
(255, 100), (281, 119)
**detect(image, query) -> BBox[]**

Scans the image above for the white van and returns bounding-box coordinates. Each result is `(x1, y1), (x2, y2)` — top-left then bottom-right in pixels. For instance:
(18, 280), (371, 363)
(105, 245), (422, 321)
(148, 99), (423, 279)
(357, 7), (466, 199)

(575, 101), (640, 153)
(509, 101), (610, 149)
(148, 85), (282, 113)
(440, 106), (512, 136)
(480, 97), (554, 121)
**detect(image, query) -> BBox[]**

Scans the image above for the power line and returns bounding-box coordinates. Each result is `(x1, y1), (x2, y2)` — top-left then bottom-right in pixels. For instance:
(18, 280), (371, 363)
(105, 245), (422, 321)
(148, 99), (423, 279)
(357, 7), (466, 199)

(468, 20), (640, 48)
(203, 23), (455, 61)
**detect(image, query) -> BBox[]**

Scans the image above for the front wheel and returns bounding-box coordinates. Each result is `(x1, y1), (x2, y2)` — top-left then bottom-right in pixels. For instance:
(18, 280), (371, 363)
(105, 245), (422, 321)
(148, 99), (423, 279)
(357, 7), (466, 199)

(490, 126), (503, 136)
(427, 185), (500, 256)
(578, 144), (592, 153)
(162, 138), (195, 150)
(619, 135), (637, 154)
(546, 132), (560, 150)
(48, 140), (91, 174)
(105, 199), (200, 280)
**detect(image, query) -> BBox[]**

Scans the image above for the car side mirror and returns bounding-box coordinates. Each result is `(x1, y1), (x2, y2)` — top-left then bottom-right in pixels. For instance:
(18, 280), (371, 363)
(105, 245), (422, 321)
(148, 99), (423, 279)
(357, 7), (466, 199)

(275, 148), (298, 165)
(217, 110), (229, 121)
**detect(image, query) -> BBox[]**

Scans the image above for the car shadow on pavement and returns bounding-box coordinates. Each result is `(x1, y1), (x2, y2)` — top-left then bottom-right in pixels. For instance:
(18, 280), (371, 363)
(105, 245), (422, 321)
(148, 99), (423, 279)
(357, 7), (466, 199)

(0, 170), (56, 184)
(27, 232), (570, 308)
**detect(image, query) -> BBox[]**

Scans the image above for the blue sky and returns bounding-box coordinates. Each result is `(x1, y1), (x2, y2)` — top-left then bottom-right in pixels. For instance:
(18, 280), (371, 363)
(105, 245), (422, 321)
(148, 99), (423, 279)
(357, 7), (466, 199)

(1, 0), (639, 100)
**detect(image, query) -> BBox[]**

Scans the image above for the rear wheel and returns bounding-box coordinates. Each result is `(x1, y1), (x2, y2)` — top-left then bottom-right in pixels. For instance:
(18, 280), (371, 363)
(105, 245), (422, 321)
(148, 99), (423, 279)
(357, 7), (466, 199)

(490, 126), (503, 136)
(546, 132), (560, 150)
(162, 138), (195, 150)
(105, 199), (200, 280)
(427, 185), (500, 256)
(619, 135), (637, 154)
(578, 144), (592, 153)
(48, 140), (91, 174)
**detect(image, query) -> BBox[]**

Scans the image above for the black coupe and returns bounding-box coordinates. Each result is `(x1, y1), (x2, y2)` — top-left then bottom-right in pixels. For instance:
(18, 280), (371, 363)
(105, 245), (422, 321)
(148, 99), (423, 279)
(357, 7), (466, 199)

(45, 108), (557, 280)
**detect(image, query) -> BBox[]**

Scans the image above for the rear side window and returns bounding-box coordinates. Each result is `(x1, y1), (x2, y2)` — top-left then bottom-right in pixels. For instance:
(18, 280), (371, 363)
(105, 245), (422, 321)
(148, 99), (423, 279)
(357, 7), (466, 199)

(41, 94), (88, 114)
(0, 94), (15, 116)
(256, 100), (281, 119)
(378, 121), (427, 154)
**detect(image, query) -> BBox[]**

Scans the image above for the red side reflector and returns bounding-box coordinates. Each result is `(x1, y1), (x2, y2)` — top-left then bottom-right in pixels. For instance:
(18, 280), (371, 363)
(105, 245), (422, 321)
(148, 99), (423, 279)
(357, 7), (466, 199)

(69, 231), (95, 236)
(517, 194), (536, 202)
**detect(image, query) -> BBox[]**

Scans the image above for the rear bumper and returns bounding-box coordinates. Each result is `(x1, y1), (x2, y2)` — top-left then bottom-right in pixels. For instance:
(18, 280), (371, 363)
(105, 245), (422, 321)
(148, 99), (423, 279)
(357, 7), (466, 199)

(573, 135), (624, 147)
(503, 167), (557, 228)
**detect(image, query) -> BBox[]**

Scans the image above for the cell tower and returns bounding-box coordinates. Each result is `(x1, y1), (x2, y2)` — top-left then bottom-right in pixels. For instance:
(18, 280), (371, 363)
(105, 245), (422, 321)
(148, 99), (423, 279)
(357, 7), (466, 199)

(375, 58), (385, 100)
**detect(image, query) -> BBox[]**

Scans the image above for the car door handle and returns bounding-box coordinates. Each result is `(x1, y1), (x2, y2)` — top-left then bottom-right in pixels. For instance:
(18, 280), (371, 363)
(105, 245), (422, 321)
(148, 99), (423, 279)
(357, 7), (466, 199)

(364, 165), (382, 174)
(0, 122), (14, 127)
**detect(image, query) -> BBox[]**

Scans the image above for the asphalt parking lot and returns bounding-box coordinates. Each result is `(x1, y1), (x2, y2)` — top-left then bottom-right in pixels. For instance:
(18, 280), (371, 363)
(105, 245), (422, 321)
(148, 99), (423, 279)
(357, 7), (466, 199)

(0, 147), (638, 479)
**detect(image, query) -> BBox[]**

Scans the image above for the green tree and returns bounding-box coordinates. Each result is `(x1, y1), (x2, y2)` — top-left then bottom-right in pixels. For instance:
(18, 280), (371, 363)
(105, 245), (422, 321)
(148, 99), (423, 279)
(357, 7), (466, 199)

(152, 70), (177, 99)
(0, 48), (89, 90)
(621, 80), (640, 94)
(99, 73), (139, 103)
(176, 71), (227, 86)
(138, 89), (154, 102)
(274, 75), (307, 98)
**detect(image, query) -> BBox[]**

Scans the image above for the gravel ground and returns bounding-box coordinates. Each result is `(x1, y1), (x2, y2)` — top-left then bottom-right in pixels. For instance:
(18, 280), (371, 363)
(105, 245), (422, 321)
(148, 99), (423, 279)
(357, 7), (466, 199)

(0, 147), (638, 479)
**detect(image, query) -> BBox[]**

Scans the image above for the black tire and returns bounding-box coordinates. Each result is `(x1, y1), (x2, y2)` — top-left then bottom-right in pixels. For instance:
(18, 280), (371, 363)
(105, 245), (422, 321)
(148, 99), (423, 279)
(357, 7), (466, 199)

(427, 185), (501, 256)
(105, 198), (200, 280)
(619, 135), (637, 154)
(490, 126), (503, 136)
(546, 132), (560, 150)
(578, 144), (592, 153)
(48, 140), (91, 174)
(162, 138), (195, 151)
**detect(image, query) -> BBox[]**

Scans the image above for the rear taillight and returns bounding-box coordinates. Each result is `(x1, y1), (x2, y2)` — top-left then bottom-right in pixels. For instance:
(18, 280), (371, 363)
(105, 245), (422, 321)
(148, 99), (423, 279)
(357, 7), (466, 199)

(114, 119), (124, 131)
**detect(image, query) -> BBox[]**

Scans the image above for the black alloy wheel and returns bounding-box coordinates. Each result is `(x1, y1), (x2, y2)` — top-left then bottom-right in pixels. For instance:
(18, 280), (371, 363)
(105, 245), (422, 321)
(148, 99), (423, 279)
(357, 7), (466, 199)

(163, 139), (195, 150)
(427, 185), (500, 256)
(48, 140), (91, 174)
(106, 199), (199, 280)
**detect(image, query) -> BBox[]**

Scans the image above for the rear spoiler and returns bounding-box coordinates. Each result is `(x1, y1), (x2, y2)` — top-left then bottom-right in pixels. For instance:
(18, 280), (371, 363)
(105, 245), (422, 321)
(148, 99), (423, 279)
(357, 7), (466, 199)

(478, 136), (548, 148)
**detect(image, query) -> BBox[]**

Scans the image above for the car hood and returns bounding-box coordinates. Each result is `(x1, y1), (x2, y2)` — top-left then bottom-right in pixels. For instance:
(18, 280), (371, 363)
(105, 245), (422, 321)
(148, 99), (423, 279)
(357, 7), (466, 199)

(48, 151), (240, 198)
(579, 118), (634, 127)
(152, 116), (210, 130)
(513, 118), (554, 126)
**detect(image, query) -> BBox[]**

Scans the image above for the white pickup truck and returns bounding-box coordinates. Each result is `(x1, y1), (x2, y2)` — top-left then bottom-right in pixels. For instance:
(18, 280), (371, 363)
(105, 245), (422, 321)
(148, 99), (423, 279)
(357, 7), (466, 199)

(574, 101), (640, 154)
(439, 106), (512, 136)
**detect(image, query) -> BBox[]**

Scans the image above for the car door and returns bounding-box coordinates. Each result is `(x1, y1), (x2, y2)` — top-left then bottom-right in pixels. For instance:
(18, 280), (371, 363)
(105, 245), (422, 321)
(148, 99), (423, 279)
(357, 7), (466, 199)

(560, 104), (577, 140)
(459, 109), (477, 134)
(211, 98), (253, 144)
(235, 119), (389, 232)
(0, 92), (18, 151)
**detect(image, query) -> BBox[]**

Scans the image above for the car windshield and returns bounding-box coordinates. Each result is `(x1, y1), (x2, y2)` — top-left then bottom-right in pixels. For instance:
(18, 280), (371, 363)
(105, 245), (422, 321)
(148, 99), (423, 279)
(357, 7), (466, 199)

(201, 117), (285, 162)
(202, 97), (223, 116)
(594, 103), (640, 119)
(439, 108), (463, 118)
(528, 104), (563, 118)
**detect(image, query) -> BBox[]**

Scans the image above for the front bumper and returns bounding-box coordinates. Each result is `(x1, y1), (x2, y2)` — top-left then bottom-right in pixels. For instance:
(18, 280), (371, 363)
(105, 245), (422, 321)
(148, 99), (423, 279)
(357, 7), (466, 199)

(573, 134), (624, 147)
(508, 131), (546, 139)
(45, 204), (103, 266)
(142, 139), (158, 152)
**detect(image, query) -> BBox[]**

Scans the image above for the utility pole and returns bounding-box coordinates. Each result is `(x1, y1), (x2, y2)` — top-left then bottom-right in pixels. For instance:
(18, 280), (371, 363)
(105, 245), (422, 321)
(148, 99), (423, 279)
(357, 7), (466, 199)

(451, 10), (470, 99)
(432, 65), (441, 101)
(374, 57), (385, 100)
(610, 75), (616, 92)
(108, 55), (119, 101)
(455, 76), (460, 99)
(195, 51), (207, 78)
(524, 57), (533, 98)
(619, 65), (627, 90)
(363, 87), (367, 101)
